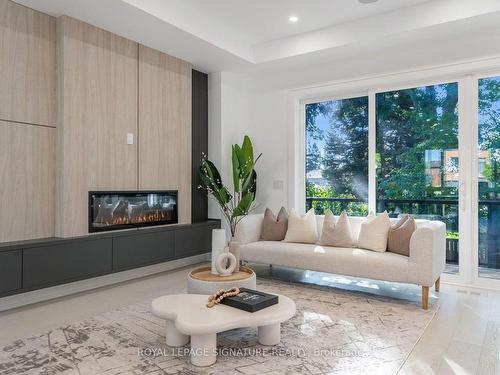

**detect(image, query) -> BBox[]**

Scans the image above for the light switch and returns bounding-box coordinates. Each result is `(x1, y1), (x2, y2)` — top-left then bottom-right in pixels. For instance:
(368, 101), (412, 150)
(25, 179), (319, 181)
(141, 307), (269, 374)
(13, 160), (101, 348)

(127, 133), (134, 145)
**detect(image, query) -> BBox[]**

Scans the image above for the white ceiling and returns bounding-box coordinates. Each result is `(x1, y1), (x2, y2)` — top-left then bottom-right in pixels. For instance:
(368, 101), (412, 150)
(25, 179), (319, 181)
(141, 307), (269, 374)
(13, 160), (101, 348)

(12, 0), (500, 73)
(125, 0), (432, 46)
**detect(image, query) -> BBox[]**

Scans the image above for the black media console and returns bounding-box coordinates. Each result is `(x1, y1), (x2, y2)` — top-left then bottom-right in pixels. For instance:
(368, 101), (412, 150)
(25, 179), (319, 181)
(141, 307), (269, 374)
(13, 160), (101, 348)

(0, 220), (220, 298)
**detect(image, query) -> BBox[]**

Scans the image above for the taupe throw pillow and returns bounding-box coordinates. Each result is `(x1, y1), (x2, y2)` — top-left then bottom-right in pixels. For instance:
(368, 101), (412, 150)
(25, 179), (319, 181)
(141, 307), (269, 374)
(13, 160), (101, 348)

(260, 207), (288, 241)
(387, 215), (416, 256)
(392, 214), (409, 230)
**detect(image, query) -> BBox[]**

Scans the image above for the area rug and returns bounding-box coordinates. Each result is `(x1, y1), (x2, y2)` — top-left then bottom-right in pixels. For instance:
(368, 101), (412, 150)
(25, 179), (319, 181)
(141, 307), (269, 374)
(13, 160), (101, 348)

(0, 279), (438, 375)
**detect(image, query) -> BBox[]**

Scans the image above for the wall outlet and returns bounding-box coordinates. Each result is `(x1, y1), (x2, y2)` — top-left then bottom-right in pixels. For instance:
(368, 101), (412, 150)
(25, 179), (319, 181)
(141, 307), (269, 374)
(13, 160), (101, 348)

(127, 133), (134, 145)
(273, 180), (284, 190)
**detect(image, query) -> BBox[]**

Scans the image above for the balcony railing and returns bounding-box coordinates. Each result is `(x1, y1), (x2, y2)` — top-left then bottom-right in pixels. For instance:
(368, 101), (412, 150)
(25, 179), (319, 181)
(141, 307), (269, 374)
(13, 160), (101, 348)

(306, 196), (500, 269)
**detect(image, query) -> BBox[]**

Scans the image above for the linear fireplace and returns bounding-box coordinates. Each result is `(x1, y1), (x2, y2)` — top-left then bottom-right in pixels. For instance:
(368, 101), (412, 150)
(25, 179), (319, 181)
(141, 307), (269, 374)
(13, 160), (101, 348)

(89, 191), (178, 233)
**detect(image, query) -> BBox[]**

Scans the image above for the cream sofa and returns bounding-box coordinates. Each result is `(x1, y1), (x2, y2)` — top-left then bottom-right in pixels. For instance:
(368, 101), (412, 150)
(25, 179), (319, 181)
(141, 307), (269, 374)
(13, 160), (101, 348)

(234, 213), (446, 309)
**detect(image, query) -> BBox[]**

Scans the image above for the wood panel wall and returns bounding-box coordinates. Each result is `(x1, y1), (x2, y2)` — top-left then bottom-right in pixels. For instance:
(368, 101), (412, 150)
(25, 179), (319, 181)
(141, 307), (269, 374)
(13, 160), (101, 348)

(1, 2), (195, 240)
(0, 0), (56, 242)
(0, 0), (56, 127)
(138, 45), (192, 225)
(56, 16), (138, 237)
(0, 121), (55, 242)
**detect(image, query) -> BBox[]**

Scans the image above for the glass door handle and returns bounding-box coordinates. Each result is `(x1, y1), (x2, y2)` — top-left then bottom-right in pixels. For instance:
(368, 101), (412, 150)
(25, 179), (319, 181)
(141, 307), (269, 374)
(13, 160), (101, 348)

(472, 182), (477, 213)
(460, 181), (466, 212)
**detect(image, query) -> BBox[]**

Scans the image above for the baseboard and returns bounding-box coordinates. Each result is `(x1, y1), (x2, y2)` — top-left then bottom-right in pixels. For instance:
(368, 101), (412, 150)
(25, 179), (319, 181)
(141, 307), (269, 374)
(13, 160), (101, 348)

(0, 253), (210, 312)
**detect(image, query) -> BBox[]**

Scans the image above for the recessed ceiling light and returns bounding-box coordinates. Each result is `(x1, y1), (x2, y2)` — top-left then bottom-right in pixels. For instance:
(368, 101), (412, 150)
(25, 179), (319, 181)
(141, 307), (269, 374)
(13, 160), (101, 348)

(288, 16), (299, 23)
(358, 0), (378, 3)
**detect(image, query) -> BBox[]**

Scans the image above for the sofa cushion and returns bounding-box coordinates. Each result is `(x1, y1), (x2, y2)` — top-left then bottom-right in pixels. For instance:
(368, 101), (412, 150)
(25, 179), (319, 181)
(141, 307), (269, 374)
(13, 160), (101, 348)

(260, 207), (288, 241)
(357, 211), (391, 252)
(392, 214), (409, 230)
(388, 215), (416, 256)
(240, 241), (410, 284)
(284, 208), (318, 244)
(319, 210), (353, 248)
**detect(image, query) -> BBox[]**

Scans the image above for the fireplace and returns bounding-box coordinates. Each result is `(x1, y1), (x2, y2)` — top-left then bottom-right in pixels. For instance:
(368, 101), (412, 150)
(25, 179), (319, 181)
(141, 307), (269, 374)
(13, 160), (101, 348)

(89, 191), (178, 233)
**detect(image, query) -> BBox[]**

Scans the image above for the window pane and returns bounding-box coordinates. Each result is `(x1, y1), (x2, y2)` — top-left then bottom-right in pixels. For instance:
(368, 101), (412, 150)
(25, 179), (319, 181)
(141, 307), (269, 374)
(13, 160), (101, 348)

(478, 76), (500, 280)
(376, 83), (459, 274)
(305, 97), (368, 216)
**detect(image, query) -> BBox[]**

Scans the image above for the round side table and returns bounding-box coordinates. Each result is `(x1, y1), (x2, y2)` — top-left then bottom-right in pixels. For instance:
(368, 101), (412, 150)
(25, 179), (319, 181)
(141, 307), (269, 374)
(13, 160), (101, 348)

(187, 265), (257, 294)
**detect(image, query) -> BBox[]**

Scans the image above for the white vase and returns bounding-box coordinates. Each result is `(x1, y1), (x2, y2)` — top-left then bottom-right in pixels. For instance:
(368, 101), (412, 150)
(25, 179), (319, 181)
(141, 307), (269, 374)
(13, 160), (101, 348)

(211, 229), (227, 275)
(229, 239), (240, 272)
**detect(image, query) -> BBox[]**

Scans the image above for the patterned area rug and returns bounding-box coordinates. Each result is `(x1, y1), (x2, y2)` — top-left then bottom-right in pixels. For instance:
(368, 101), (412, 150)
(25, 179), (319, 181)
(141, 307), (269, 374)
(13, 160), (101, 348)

(0, 279), (437, 375)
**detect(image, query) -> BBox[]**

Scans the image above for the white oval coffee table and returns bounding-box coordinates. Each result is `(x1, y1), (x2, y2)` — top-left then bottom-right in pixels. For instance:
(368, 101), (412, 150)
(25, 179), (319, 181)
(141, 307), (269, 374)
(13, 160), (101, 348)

(187, 265), (257, 294)
(151, 293), (296, 367)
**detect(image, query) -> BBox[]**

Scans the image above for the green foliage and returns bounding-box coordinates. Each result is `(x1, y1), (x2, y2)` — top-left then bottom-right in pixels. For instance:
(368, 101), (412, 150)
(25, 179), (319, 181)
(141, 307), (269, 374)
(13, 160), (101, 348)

(321, 96), (368, 198)
(478, 77), (500, 199)
(199, 160), (232, 207)
(306, 142), (321, 171)
(376, 83), (459, 200)
(306, 183), (334, 204)
(306, 182), (368, 217)
(305, 102), (330, 140)
(233, 192), (254, 217)
(482, 161), (494, 183)
(306, 81), (500, 203)
(200, 136), (262, 236)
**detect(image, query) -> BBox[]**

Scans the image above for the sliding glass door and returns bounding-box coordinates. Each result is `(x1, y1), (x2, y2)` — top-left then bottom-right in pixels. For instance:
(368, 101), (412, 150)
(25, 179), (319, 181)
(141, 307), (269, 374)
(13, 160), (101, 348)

(375, 83), (460, 274)
(303, 74), (500, 287)
(477, 76), (500, 280)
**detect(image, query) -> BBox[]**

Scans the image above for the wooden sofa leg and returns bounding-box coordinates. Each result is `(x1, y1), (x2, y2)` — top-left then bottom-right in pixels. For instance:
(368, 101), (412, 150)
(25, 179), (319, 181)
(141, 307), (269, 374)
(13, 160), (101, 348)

(435, 277), (440, 292)
(422, 286), (429, 310)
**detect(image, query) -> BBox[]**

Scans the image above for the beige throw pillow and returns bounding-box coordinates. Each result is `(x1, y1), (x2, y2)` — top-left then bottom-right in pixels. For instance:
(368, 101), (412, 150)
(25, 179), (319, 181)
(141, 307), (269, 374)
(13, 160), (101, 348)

(319, 210), (353, 248)
(388, 215), (416, 256)
(357, 211), (391, 252)
(284, 208), (318, 244)
(260, 207), (288, 241)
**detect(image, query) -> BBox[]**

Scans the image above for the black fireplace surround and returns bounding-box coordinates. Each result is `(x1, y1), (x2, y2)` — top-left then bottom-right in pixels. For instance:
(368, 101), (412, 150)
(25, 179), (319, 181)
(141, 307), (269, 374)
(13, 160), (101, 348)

(89, 191), (178, 233)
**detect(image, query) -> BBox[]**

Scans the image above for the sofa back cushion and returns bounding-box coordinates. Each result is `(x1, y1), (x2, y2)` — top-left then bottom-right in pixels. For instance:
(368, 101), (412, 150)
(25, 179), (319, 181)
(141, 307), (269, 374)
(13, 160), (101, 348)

(316, 215), (361, 241)
(319, 210), (354, 248)
(387, 215), (416, 256)
(284, 208), (318, 244)
(260, 207), (288, 241)
(315, 214), (429, 245)
(357, 211), (391, 252)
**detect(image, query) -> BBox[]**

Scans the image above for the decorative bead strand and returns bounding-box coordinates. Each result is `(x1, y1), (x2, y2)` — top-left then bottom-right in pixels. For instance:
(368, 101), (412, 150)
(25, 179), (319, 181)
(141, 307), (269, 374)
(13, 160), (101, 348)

(206, 287), (240, 308)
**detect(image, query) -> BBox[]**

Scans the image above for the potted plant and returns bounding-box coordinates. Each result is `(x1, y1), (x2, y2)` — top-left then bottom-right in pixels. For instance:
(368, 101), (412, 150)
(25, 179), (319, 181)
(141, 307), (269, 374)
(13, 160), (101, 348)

(199, 135), (261, 271)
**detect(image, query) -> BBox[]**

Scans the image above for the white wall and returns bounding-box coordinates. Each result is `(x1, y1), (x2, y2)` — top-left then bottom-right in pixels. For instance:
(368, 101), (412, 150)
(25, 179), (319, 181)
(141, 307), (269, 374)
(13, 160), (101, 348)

(208, 71), (289, 218)
(209, 24), (500, 215)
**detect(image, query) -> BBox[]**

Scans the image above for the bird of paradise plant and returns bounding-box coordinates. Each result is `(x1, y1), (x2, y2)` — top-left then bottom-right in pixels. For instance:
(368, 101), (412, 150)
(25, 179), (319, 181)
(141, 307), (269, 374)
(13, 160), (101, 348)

(199, 135), (261, 237)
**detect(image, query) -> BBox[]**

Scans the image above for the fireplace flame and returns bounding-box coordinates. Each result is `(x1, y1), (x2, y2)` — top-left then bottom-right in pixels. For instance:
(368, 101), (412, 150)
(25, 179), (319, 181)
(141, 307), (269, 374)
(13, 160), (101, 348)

(95, 210), (171, 226)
